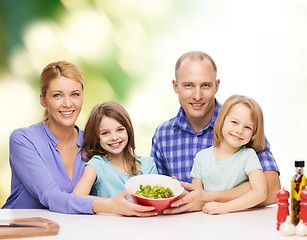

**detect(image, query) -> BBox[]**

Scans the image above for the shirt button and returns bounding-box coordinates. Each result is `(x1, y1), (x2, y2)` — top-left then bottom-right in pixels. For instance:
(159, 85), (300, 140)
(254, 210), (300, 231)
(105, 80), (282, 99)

(194, 135), (197, 138)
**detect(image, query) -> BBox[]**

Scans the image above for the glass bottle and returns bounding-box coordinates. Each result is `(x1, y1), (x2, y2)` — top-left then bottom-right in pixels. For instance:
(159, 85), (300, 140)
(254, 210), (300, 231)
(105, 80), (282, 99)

(291, 160), (306, 225)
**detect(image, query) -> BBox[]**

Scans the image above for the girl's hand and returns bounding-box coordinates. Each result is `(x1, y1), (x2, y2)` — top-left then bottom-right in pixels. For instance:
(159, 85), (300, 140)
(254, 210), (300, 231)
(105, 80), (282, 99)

(202, 202), (230, 215)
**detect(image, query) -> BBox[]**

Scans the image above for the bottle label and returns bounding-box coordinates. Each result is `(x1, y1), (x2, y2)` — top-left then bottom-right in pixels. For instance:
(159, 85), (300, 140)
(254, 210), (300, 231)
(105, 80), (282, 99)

(291, 175), (307, 225)
(292, 175), (307, 199)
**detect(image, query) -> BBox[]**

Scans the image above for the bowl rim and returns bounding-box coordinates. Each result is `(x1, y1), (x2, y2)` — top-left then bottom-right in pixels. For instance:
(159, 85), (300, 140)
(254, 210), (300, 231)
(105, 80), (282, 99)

(125, 174), (184, 201)
(132, 192), (180, 201)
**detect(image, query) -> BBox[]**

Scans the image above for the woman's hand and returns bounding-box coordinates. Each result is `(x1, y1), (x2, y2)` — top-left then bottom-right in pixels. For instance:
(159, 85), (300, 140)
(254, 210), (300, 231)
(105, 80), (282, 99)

(92, 189), (158, 217)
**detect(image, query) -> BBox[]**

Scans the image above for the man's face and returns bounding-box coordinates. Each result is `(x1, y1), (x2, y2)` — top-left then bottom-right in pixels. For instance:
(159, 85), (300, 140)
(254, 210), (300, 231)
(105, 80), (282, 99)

(173, 59), (220, 127)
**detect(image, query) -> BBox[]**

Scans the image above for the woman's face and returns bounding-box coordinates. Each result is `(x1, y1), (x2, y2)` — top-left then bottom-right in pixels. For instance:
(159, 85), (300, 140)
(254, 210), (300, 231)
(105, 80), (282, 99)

(40, 76), (83, 129)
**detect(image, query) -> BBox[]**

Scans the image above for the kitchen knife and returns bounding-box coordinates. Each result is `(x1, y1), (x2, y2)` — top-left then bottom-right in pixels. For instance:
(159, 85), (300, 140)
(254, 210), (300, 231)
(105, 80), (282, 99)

(0, 222), (44, 228)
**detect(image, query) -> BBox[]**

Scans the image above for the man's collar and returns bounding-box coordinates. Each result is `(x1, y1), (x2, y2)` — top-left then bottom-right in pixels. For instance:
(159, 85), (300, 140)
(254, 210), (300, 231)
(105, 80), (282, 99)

(208, 99), (222, 128)
(174, 98), (222, 134)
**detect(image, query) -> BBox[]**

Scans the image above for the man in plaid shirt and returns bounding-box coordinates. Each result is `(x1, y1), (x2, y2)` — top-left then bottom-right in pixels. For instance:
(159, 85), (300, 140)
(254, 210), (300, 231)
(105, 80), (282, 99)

(151, 51), (280, 213)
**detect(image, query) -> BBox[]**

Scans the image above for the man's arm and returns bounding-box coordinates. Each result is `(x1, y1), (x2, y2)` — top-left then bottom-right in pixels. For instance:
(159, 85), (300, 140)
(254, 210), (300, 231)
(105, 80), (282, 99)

(163, 182), (251, 214)
(163, 170), (280, 214)
(257, 170), (280, 206)
(203, 169), (267, 214)
(256, 138), (281, 206)
(209, 170), (280, 206)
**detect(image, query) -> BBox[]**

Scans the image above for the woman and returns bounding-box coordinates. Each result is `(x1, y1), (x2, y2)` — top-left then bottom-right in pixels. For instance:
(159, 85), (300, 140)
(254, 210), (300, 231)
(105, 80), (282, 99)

(2, 61), (156, 216)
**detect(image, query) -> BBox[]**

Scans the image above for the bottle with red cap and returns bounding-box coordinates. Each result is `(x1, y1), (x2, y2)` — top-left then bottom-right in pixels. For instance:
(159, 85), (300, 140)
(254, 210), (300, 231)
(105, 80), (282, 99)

(291, 160), (307, 225)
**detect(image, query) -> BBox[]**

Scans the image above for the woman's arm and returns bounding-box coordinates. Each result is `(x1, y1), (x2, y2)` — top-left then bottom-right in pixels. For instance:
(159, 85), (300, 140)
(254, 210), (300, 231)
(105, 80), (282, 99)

(92, 190), (158, 217)
(8, 129), (94, 214)
(72, 161), (159, 216)
(203, 169), (267, 214)
(8, 129), (160, 217)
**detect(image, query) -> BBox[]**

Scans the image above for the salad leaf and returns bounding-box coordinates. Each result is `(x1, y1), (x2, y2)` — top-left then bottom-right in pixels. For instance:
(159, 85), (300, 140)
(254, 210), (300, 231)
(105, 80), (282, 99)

(135, 184), (174, 199)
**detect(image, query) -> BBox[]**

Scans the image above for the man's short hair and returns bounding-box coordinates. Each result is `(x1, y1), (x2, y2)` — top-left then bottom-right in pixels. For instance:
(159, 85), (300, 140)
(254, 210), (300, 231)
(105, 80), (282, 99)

(175, 51), (217, 79)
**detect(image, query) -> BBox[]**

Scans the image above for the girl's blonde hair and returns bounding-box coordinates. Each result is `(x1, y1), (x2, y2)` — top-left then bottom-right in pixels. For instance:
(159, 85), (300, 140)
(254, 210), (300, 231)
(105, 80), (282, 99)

(81, 102), (139, 175)
(40, 61), (84, 122)
(214, 94), (265, 152)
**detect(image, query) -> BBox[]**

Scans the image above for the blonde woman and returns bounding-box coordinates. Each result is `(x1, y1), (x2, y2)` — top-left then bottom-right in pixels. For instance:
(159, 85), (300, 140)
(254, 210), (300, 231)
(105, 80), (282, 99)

(2, 61), (157, 217)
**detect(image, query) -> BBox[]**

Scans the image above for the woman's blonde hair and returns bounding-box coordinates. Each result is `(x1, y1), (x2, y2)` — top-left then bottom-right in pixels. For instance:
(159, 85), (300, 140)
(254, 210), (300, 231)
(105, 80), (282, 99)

(214, 94), (265, 152)
(40, 61), (84, 122)
(81, 102), (140, 175)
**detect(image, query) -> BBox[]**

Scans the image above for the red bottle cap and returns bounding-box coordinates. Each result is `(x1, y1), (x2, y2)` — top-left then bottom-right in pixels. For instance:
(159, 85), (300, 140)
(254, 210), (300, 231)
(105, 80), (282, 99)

(277, 188), (290, 199)
(301, 188), (307, 199)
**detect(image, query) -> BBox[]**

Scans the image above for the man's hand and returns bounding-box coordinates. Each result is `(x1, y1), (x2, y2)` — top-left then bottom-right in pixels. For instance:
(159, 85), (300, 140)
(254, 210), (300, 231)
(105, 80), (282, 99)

(163, 182), (206, 214)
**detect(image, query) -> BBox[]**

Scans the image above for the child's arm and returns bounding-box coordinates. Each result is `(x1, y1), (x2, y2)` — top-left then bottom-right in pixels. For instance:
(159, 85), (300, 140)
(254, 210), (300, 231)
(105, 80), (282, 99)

(203, 169), (267, 214)
(73, 165), (97, 197)
(191, 178), (203, 189)
(74, 167), (158, 216)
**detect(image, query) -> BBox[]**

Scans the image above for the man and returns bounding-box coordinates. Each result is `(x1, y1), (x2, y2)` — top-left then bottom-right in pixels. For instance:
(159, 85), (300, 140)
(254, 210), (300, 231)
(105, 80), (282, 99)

(150, 51), (280, 213)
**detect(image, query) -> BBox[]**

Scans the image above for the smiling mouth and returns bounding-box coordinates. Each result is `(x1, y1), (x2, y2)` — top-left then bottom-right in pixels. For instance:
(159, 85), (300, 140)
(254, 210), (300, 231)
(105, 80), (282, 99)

(60, 111), (74, 115)
(230, 134), (243, 140)
(109, 142), (122, 147)
(192, 103), (202, 106)
(190, 103), (204, 109)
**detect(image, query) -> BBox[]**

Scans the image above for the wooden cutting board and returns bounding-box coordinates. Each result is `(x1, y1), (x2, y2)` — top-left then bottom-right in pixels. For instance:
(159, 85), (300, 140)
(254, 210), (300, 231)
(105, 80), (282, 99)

(0, 217), (59, 239)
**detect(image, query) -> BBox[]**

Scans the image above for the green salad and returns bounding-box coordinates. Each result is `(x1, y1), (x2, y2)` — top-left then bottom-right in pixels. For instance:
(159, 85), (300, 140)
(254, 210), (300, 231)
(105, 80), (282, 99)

(135, 184), (174, 199)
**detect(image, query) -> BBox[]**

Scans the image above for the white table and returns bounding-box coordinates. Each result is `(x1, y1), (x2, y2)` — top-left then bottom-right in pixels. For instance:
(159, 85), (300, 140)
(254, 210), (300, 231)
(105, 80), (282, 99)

(0, 205), (299, 240)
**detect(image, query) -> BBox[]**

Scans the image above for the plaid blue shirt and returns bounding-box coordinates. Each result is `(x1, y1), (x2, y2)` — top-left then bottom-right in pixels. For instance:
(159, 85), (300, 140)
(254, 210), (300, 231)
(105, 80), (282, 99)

(151, 99), (279, 183)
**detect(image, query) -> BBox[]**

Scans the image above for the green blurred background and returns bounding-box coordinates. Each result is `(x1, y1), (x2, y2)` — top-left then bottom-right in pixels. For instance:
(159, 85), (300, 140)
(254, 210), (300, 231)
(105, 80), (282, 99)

(0, 0), (306, 207)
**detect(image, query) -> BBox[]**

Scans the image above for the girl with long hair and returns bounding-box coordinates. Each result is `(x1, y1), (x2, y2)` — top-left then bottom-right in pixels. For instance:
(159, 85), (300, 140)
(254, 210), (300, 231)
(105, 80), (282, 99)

(74, 102), (157, 198)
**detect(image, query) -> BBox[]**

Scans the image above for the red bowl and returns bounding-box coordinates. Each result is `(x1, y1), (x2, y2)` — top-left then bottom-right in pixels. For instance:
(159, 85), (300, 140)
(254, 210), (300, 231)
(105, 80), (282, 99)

(125, 174), (184, 214)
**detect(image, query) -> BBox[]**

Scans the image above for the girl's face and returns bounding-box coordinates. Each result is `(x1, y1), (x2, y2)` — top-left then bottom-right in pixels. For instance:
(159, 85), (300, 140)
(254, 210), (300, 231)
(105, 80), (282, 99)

(221, 103), (254, 151)
(40, 76), (83, 129)
(98, 116), (128, 158)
